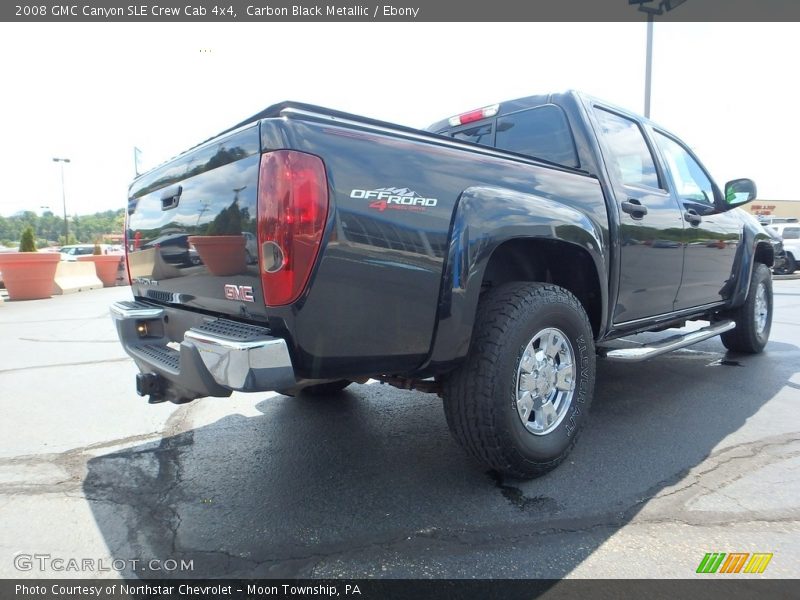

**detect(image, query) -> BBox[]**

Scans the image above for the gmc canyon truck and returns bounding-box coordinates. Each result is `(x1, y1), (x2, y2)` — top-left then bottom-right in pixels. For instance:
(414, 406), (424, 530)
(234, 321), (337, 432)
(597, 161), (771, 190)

(112, 91), (773, 478)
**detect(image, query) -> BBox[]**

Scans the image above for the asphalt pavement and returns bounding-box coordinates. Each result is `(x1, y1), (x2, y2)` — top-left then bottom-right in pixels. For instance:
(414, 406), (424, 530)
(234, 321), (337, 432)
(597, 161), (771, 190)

(0, 282), (798, 579)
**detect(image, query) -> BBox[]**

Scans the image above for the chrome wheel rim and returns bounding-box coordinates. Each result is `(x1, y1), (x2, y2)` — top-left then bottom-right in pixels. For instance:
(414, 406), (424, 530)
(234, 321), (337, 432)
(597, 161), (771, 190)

(515, 327), (576, 436)
(754, 282), (769, 335)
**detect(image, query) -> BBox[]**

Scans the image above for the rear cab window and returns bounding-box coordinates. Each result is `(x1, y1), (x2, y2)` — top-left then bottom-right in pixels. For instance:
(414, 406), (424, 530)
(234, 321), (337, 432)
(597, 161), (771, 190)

(495, 105), (579, 168)
(445, 104), (579, 169)
(451, 122), (494, 146)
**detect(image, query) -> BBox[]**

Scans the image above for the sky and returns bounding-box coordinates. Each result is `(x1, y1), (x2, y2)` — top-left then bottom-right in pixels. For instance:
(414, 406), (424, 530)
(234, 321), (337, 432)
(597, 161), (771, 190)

(0, 21), (798, 217)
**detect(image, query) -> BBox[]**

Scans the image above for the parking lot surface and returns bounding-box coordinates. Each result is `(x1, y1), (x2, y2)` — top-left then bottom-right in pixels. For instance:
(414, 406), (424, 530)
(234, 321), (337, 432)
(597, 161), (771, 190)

(1, 282), (798, 579)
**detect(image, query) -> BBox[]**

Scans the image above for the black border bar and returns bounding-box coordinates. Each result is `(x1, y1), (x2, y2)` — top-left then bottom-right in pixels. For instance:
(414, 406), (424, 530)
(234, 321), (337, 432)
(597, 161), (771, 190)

(3, 0), (800, 22)
(3, 579), (798, 600)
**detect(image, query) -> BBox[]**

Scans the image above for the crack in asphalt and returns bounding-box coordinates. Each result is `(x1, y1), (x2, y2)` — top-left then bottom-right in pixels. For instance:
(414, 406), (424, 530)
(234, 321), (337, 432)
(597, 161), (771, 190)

(0, 357), (132, 375)
(18, 337), (120, 343)
(637, 434), (800, 504)
(0, 430), (169, 465)
(163, 510), (800, 579)
(3, 405), (798, 578)
(0, 314), (111, 325)
(77, 404), (197, 576)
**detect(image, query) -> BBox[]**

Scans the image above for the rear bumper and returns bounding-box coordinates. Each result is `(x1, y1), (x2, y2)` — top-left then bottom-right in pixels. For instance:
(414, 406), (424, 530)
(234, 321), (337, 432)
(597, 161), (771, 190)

(111, 300), (295, 401)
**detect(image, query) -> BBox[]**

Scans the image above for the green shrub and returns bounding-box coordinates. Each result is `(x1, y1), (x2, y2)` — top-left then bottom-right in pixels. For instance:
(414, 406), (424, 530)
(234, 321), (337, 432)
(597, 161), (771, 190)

(19, 226), (37, 252)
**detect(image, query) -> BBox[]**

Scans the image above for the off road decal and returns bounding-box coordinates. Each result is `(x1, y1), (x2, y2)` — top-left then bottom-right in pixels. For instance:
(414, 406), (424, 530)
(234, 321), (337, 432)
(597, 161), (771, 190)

(350, 187), (438, 213)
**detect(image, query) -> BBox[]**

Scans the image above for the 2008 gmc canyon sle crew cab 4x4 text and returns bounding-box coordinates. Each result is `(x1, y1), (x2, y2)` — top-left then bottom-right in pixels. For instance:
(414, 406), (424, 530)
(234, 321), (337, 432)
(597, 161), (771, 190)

(112, 91), (773, 478)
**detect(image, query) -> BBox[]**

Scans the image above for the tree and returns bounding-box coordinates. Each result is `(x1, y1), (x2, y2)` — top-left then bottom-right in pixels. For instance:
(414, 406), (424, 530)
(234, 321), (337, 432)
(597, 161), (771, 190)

(0, 207), (125, 245)
(19, 226), (36, 252)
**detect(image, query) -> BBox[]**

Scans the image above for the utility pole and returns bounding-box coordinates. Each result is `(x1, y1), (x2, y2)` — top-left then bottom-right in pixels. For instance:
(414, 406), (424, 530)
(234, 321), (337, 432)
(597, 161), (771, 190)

(52, 157), (71, 243)
(644, 13), (654, 118)
(630, 0), (689, 119)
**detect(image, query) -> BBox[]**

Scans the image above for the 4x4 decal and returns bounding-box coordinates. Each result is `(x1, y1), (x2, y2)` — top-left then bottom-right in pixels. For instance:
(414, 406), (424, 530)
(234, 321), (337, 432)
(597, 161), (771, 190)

(350, 187), (438, 212)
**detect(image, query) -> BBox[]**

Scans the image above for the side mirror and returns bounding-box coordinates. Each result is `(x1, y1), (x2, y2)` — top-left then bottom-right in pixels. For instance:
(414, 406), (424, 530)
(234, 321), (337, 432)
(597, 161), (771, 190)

(723, 178), (757, 209)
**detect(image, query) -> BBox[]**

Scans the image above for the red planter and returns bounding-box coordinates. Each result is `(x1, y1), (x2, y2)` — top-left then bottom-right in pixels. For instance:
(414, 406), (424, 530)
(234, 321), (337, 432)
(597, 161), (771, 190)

(78, 254), (122, 287)
(0, 252), (60, 300)
(188, 235), (247, 276)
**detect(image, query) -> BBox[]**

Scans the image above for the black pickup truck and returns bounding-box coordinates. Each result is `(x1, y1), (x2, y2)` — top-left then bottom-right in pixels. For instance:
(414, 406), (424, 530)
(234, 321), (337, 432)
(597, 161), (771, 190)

(112, 91), (773, 478)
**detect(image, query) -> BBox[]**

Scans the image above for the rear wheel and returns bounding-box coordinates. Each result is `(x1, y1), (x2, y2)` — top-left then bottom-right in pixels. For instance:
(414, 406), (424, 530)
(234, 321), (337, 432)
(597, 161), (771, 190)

(720, 263), (772, 353)
(442, 283), (595, 479)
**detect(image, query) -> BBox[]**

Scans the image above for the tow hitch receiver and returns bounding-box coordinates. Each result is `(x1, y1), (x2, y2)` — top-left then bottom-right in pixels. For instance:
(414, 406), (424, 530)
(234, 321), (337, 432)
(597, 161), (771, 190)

(136, 372), (165, 403)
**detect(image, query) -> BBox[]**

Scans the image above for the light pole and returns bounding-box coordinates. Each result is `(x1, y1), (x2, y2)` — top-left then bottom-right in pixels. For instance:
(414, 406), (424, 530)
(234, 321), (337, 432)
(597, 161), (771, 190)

(52, 157), (71, 243)
(630, 0), (688, 119)
(644, 11), (654, 118)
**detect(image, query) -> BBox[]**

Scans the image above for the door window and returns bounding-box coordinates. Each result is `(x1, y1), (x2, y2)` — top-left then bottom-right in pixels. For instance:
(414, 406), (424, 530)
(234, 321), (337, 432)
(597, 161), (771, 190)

(594, 108), (661, 189)
(653, 131), (715, 205)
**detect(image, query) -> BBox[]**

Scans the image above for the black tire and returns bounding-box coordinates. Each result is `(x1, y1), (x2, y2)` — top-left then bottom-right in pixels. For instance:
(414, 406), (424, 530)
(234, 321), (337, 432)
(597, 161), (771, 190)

(442, 283), (596, 479)
(720, 263), (772, 354)
(783, 253), (796, 275)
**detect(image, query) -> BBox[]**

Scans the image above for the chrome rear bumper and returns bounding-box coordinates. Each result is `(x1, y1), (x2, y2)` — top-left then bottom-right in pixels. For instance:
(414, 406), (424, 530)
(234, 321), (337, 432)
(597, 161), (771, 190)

(111, 300), (295, 401)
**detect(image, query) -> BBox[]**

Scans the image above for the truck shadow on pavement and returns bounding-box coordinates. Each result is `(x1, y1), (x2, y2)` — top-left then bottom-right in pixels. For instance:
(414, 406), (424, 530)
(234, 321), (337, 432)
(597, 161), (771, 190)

(84, 339), (800, 578)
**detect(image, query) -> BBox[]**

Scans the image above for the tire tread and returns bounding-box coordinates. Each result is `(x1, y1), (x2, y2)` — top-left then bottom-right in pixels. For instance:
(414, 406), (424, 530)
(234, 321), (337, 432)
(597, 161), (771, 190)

(442, 282), (594, 478)
(720, 263), (772, 354)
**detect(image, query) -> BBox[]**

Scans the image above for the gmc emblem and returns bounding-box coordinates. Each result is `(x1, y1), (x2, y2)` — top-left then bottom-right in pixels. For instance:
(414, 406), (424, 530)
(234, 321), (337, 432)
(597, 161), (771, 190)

(224, 284), (255, 303)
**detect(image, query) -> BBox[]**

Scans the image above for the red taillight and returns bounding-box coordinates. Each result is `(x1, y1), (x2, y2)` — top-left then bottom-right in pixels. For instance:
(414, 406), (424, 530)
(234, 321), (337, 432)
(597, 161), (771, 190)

(257, 150), (329, 306)
(447, 103), (500, 127)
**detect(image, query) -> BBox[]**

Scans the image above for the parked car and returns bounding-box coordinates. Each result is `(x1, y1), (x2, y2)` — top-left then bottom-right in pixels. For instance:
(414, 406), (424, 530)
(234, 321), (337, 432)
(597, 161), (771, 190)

(112, 91), (773, 479)
(770, 223), (799, 274)
(60, 244), (106, 261)
(764, 226), (789, 274)
(141, 233), (200, 267)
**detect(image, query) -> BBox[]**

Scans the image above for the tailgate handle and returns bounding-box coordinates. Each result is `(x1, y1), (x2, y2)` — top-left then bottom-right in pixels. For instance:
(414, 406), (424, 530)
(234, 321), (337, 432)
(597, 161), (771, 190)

(161, 185), (182, 211)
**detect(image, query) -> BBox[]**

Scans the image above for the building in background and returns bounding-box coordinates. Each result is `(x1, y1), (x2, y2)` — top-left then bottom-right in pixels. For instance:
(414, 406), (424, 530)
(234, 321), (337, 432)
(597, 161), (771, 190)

(745, 200), (800, 221)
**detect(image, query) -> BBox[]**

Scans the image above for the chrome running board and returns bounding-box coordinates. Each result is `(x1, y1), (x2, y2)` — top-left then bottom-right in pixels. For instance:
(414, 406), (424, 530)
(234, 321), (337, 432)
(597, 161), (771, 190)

(600, 320), (736, 362)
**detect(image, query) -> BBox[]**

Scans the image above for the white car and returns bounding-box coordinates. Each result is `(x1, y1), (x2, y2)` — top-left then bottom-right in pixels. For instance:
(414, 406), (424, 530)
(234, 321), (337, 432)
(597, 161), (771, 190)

(59, 244), (111, 261)
(771, 223), (800, 274)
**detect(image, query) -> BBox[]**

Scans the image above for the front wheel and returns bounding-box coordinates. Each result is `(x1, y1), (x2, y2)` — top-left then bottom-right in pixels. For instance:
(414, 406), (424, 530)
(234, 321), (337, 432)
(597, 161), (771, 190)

(782, 253), (796, 275)
(442, 283), (596, 479)
(720, 263), (772, 353)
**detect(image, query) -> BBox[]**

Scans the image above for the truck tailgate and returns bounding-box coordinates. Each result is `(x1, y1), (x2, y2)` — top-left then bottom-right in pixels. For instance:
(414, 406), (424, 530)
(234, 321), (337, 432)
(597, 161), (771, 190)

(126, 125), (267, 320)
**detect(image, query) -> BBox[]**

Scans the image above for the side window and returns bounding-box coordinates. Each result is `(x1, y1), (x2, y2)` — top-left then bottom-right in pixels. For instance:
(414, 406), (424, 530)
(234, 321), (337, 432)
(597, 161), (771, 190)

(782, 227), (800, 240)
(494, 105), (579, 168)
(594, 108), (661, 189)
(653, 131), (715, 205)
(450, 123), (494, 146)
